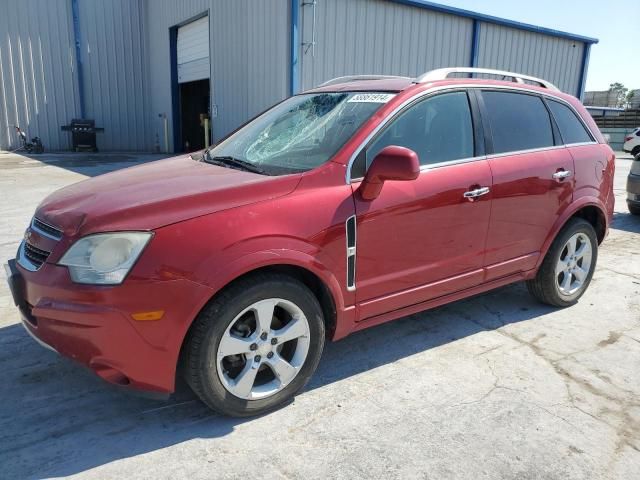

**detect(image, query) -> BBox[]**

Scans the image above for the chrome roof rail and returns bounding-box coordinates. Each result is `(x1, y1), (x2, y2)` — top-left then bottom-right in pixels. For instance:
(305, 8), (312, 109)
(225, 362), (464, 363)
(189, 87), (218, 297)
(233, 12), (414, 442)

(318, 75), (412, 87)
(414, 67), (560, 92)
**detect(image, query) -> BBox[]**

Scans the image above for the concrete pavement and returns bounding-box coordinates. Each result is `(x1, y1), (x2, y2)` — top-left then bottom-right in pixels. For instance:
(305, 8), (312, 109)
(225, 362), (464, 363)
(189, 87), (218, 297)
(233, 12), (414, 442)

(0, 151), (638, 479)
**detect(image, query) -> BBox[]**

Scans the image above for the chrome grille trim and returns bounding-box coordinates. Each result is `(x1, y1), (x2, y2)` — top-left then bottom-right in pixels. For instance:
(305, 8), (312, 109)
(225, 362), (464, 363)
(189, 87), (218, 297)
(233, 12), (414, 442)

(17, 241), (42, 271)
(31, 217), (63, 240)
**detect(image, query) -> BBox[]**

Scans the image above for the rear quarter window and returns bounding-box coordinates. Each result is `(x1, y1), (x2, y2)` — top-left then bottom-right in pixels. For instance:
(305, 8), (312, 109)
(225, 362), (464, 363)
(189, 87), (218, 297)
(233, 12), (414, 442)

(547, 100), (593, 145)
(481, 91), (554, 154)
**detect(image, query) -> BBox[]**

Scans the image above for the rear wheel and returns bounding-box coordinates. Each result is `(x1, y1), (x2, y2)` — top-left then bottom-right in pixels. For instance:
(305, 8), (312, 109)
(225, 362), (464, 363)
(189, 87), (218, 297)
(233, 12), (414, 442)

(183, 273), (325, 417)
(527, 218), (598, 307)
(632, 146), (640, 158)
(629, 203), (640, 216)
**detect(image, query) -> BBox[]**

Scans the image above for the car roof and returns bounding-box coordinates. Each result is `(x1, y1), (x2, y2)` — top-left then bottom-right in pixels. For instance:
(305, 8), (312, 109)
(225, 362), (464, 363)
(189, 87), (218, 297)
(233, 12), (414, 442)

(307, 77), (415, 93)
(307, 76), (574, 100)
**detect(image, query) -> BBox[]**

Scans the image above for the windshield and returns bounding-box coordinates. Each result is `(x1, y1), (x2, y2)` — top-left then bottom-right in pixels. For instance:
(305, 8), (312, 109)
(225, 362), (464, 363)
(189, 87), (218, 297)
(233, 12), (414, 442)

(207, 92), (395, 175)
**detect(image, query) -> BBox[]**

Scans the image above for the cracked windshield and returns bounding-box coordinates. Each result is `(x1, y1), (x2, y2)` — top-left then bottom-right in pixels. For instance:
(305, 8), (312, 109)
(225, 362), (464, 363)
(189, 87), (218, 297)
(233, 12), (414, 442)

(207, 92), (395, 175)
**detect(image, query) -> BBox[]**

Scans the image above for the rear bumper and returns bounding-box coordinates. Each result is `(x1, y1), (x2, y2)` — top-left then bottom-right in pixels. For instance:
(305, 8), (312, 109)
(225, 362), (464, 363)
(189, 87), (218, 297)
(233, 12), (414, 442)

(628, 173), (640, 206)
(5, 259), (212, 393)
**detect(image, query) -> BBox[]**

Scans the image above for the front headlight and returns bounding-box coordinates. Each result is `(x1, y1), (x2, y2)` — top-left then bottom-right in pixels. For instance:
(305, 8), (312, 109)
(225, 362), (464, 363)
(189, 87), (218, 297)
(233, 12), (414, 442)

(59, 232), (152, 285)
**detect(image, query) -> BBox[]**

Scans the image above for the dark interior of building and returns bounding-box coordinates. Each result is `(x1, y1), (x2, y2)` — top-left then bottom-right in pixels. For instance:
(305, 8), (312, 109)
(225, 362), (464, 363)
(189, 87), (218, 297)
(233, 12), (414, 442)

(179, 79), (210, 152)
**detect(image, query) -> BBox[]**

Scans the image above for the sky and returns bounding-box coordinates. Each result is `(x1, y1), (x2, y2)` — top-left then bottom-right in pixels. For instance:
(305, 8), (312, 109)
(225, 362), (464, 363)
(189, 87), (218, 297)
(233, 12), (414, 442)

(436, 0), (638, 92)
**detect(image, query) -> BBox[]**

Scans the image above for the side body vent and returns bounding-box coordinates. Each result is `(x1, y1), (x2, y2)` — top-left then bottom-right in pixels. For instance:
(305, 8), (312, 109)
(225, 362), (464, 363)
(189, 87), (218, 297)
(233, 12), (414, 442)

(346, 215), (357, 291)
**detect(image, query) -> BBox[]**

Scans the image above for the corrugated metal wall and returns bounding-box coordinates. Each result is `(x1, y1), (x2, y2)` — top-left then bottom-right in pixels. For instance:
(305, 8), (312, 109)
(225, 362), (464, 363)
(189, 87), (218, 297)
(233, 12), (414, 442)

(77, 0), (151, 151)
(476, 23), (584, 95)
(0, 0), (592, 152)
(300, 0), (473, 91)
(145, 0), (290, 149)
(299, 1), (586, 96)
(0, 0), (79, 151)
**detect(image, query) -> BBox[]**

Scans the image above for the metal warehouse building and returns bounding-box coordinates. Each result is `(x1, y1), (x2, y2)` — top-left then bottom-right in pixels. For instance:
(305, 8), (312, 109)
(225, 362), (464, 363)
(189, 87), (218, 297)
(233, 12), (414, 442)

(0, 0), (598, 153)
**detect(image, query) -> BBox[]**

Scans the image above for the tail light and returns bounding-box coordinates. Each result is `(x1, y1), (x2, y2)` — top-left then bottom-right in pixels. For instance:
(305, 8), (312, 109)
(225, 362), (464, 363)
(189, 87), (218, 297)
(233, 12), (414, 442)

(625, 136), (633, 142)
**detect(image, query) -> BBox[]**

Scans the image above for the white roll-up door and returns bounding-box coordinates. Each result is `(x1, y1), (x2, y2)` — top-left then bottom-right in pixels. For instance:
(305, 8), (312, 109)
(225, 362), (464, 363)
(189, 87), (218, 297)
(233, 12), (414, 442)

(177, 16), (210, 84)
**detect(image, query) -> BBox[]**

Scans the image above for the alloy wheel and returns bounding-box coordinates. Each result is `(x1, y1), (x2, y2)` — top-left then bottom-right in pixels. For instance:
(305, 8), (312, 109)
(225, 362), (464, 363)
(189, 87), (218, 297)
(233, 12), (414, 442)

(216, 298), (311, 400)
(555, 232), (593, 296)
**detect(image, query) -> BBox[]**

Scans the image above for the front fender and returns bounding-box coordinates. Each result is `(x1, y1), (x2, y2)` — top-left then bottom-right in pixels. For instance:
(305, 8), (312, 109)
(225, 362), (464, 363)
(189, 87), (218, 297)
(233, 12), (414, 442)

(196, 245), (349, 315)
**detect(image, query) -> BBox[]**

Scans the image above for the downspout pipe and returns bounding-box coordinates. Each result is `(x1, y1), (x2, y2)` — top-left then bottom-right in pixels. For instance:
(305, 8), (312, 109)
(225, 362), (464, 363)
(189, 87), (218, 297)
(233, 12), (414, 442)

(289, 0), (300, 95)
(71, 0), (86, 118)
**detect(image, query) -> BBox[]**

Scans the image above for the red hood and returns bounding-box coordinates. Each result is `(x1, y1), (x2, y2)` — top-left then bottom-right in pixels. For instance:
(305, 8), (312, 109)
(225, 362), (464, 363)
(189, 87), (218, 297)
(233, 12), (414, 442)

(35, 155), (301, 235)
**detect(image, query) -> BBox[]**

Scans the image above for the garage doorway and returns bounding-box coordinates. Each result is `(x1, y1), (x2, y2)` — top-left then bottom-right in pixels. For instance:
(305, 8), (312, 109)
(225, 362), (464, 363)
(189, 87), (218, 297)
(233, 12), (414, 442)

(173, 15), (211, 152)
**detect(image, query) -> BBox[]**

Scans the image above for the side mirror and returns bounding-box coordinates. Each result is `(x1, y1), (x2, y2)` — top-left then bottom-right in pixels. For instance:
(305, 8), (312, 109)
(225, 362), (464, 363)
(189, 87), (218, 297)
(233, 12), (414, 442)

(359, 146), (420, 200)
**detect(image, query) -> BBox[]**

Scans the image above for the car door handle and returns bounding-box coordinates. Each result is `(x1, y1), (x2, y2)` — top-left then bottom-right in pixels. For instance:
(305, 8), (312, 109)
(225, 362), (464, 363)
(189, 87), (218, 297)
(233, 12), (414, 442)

(552, 170), (572, 180)
(463, 186), (490, 199)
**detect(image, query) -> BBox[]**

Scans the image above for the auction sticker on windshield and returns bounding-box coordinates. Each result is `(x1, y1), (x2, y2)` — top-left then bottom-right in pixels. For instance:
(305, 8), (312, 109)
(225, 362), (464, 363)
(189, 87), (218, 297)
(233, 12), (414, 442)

(347, 93), (395, 103)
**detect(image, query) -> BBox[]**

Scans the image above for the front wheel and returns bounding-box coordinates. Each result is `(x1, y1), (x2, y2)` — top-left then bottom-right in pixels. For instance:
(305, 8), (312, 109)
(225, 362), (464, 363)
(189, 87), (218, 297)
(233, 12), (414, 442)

(527, 218), (598, 307)
(182, 273), (325, 417)
(629, 203), (640, 216)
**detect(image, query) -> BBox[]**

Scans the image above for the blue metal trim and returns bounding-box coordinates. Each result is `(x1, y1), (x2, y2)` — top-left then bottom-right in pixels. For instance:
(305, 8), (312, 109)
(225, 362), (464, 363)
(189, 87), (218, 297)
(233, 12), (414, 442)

(70, 0), (86, 118)
(290, 0), (300, 95)
(470, 19), (480, 67)
(387, 0), (599, 44)
(169, 26), (180, 152)
(577, 43), (591, 100)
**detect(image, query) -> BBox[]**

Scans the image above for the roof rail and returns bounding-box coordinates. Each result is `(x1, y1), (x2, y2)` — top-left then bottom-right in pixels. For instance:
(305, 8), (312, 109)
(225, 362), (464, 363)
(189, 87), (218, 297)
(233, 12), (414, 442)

(318, 75), (412, 87)
(415, 67), (560, 92)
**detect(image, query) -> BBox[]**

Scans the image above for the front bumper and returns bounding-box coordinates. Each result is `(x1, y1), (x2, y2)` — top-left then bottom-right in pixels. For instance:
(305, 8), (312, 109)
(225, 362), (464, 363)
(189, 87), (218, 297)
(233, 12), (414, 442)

(627, 173), (640, 206)
(5, 258), (212, 393)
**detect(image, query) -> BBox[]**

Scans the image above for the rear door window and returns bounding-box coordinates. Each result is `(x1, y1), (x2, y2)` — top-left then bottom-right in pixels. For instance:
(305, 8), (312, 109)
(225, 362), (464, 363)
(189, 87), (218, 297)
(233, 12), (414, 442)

(547, 100), (593, 145)
(481, 91), (554, 154)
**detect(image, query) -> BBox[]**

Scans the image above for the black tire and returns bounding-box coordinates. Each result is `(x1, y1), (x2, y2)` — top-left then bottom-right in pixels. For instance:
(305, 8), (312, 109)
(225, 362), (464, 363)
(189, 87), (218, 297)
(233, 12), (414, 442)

(629, 203), (640, 216)
(632, 146), (640, 158)
(526, 218), (598, 307)
(182, 273), (325, 417)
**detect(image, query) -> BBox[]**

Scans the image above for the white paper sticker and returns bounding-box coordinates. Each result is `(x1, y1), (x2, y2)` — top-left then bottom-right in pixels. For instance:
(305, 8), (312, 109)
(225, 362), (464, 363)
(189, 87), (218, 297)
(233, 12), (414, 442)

(347, 93), (395, 103)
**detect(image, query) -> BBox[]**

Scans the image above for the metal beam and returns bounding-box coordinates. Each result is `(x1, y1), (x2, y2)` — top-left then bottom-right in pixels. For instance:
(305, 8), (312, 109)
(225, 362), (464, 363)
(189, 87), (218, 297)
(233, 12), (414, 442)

(289, 0), (300, 95)
(470, 19), (480, 68)
(577, 43), (591, 100)
(70, 0), (86, 118)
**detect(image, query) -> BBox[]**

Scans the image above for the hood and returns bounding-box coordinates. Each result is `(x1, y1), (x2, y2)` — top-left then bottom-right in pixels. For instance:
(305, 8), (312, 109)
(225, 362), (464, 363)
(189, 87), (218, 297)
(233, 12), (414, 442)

(35, 155), (301, 235)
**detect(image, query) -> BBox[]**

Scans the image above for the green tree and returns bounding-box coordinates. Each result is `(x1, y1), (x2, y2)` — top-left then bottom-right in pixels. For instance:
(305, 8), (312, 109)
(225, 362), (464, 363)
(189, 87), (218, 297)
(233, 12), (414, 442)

(609, 82), (629, 108)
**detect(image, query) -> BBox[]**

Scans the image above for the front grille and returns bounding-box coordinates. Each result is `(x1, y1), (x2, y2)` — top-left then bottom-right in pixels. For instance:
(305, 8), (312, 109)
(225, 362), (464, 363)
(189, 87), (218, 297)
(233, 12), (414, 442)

(23, 241), (50, 269)
(32, 217), (63, 240)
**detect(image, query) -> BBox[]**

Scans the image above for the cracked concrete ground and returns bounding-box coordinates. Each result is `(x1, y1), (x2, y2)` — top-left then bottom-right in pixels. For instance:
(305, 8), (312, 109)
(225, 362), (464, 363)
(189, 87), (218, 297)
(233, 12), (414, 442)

(0, 151), (638, 479)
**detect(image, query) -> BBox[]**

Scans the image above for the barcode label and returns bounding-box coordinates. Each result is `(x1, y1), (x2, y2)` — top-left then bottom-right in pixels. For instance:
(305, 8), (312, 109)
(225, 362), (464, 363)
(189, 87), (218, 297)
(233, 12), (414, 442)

(347, 93), (395, 103)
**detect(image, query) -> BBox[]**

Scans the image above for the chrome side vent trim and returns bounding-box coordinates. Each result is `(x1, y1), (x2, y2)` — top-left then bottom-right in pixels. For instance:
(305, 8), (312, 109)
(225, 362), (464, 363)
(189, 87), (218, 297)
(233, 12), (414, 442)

(346, 215), (357, 291)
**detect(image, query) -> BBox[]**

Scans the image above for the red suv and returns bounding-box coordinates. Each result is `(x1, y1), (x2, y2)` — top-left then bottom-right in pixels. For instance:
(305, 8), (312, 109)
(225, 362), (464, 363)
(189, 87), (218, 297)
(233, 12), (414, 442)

(6, 68), (615, 416)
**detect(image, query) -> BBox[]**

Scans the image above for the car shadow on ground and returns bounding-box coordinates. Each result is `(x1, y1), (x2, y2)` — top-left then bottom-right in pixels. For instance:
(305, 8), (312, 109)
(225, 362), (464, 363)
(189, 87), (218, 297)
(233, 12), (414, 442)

(0, 282), (556, 479)
(0, 152), (172, 177)
(611, 211), (640, 234)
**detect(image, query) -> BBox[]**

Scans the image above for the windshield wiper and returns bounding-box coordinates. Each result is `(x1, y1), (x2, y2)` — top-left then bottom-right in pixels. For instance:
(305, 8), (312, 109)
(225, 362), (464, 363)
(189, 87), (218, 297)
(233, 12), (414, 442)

(204, 152), (267, 175)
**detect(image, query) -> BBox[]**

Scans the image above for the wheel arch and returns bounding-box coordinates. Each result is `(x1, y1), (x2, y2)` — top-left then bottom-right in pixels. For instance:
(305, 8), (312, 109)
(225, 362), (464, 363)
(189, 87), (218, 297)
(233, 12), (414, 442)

(537, 199), (607, 271)
(176, 258), (344, 383)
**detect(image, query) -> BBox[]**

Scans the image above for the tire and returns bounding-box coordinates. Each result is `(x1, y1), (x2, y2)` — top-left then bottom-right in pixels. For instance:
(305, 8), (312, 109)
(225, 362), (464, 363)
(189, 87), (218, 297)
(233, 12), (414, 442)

(632, 146), (640, 158)
(526, 218), (598, 307)
(182, 273), (325, 417)
(629, 203), (640, 216)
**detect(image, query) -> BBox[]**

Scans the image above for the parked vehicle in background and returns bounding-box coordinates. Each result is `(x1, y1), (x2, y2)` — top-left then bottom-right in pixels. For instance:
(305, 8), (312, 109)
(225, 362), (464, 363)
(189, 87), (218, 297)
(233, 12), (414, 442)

(627, 152), (640, 215)
(623, 127), (640, 157)
(5, 67), (615, 417)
